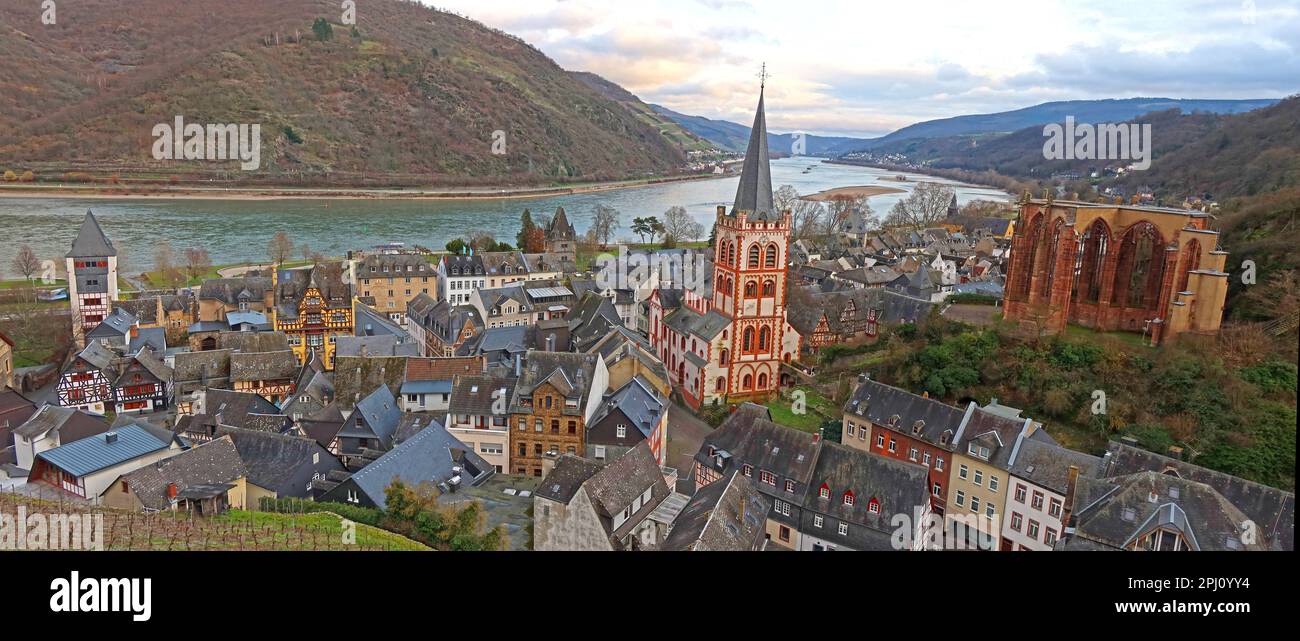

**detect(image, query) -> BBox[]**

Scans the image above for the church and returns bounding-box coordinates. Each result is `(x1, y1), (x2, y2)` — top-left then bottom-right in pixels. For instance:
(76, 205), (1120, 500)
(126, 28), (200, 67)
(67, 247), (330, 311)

(649, 83), (801, 409)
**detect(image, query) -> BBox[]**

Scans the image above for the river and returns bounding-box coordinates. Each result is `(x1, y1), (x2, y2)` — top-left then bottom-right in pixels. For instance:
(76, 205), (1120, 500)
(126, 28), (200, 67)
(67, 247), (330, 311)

(0, 158), (1009, 274)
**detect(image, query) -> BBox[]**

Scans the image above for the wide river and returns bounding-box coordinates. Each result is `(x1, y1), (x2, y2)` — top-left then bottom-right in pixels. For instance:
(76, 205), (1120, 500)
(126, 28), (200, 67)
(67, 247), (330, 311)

(0, 158), (1008, 274)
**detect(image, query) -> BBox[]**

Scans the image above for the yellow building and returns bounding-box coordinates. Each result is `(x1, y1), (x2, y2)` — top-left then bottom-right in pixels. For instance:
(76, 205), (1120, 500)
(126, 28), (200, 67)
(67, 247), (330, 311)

(0, 331), (14, 390)
(944, 406), (1032, 551)
(272, 263), (354, 370)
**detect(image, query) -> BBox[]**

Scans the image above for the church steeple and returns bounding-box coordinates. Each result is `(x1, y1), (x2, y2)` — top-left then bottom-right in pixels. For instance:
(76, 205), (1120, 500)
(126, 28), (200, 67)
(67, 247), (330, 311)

(731, 75), (776, 221)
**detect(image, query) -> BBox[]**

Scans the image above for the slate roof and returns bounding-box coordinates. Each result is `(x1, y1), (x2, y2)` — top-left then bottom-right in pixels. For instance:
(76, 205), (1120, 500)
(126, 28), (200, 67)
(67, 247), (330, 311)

(807, 441), (930, 537)
(567, 292), (625, 352)
(76, 341), (118, 370)
(582, 442), (671, 543)
(127, 327), (168, 354)
(13, 405), (110, 443)
(171, 350), (233, 395)
(218, 427), (343, 494)
(661, 471), (770, 551)
(1007, 437), (1103, 496)
(842, 378), (966, 449)
(66, 211), (116, 258)
(546, 207), (576, 241)
(37, 424), (171, 477)
(661, 306), (730, 341)
(115, 436), (245, 510)
(511, 351), (601, 415)
(1068, 471), (1268, 551)
(89, 307), (137, 339)
(338, 418), (493, 509)
(353, 304), (408, 339)
(695, 404), (820, 486)
(229, 351), (298, 382)
(593, 376), (665, 439)
(535, 454), (605, 504)
(336, 335), (419, 358)
(275, 263), (351, 319)
(729, 88), (776, 221)
(1099, 442), (1294, 551)
(199, 277), (272, 307)
(448, 374), (516, 416)
(338, 385), (403, 449)
(201, 389), (282, 426)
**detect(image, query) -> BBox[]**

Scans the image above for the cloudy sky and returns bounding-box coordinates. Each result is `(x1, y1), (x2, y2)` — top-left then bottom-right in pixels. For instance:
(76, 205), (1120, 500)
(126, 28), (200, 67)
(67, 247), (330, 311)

(429, 0), (1299, 138)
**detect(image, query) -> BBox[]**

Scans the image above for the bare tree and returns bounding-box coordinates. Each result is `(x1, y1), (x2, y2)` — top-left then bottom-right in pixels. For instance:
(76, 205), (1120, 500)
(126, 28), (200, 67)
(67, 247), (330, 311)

(774, 185), (802, 216)
(154, 242), (184, 289)
(11, 245), (40, 285)
(886, 182), (957, 231)
(662, 206), (703, 247)
(592, 204), (620, 249)
(824, 194), (868, 236)
(268, 232), (294, 265)
(183, 247), (212, 285)
(793, 199), (828, 239)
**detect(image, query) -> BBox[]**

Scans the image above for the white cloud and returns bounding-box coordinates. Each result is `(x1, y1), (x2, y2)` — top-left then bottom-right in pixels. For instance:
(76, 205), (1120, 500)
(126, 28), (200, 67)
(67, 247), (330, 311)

(428, 0), (1299, 138)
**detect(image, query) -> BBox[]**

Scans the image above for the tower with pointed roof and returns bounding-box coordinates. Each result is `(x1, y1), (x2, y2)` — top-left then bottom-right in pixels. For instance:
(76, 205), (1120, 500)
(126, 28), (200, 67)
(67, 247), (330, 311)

(66, 210), (120, 346)
(544, 207), (577, 263)
(710, 79), (798, 402)
(648, 77), (800, 409)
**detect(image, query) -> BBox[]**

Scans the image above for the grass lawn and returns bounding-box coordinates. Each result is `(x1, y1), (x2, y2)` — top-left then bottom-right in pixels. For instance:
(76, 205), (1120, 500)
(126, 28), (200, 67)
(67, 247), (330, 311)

(0, 278), (66, 290)
(1064, 324), (1152, 348)
(766, 386), (839, 433)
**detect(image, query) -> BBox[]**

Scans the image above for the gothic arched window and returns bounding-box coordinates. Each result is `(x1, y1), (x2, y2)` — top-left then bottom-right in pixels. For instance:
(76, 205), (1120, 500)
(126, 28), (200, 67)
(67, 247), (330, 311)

(742, 327), (754, 352)
(762, 280), (775, 297)
(758, 326), (771, 351)
(765, 244), (779, 268)
(748, 245), (760, 269)
(744, 281), (758, 298)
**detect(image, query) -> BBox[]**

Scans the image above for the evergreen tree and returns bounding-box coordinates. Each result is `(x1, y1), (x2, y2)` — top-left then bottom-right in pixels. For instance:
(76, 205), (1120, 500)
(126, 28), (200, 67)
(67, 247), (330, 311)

(517, 209), (537, 250)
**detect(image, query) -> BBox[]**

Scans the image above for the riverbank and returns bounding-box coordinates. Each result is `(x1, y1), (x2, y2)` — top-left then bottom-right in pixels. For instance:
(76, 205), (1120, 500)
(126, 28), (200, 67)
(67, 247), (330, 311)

(0, 172), (729, 202)
(823, 159), (1020, 195)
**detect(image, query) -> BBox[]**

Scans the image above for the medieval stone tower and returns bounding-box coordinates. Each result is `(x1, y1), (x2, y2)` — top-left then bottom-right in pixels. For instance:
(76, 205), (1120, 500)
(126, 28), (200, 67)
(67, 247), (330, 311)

(66, 210), (120, 346)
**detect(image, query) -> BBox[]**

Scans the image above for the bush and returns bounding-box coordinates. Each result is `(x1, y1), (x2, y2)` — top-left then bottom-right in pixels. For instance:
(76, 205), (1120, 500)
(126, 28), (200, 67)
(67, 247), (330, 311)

(949, 293), (1000, 305)
(312, 17), (334, 41)
(1239, 361), (1298, 395)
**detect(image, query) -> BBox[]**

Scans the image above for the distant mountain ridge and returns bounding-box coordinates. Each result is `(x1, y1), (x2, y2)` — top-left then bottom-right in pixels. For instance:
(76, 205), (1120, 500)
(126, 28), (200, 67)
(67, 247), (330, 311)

(650, 104), (872, 156)
(651, 97), (1280, 157)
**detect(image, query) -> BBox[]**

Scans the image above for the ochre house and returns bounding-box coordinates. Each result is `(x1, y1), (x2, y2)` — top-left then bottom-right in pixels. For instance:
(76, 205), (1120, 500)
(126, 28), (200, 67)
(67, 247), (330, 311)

(273, 263), (354, 370)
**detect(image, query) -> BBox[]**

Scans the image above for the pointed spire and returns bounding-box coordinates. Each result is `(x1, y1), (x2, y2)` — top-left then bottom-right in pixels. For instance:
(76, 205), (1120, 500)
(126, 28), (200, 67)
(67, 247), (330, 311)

(66, 210), (117, 258)
(731, 77), (775, 221)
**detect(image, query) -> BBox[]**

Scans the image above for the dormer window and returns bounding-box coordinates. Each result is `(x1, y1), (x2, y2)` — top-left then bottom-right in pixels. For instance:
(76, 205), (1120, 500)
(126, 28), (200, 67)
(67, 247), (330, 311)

(843, 491), (855, 507)
(784, 479), (795, 493)
(818, 484), (830, 499)
(868, 497), (880, 514)
(742, 463), (752, 477)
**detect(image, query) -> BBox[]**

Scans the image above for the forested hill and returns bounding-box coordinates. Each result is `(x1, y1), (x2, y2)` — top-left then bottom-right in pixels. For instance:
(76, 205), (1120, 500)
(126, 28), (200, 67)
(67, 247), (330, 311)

(0, 0), (685, 185)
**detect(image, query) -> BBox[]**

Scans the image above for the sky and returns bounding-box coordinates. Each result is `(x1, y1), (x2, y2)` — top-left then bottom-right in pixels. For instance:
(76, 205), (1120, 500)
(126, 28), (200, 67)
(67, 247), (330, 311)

(427, 0), (1300, 138)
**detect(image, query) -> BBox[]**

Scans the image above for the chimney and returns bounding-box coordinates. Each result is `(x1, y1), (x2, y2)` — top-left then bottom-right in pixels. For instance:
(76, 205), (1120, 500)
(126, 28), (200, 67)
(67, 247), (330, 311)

(1062, 465), (1080, 526)
(130, 326), (138, 339)
(105, 432), (119, 444)
(167, 482), (178, 499)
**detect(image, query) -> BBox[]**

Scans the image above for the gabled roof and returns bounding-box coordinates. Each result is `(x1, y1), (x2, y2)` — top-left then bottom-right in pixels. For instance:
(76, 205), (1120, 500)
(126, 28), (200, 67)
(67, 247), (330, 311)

(808, 441), (929, 534)
(729, 87), (776, 221)
(842, 379), (965, 449)
(448, 374), (516, 416)
(695, 404), (820, 486)
(37, 424), (171, 477)
(536, 454), (605, 504)
(66, 211), (117, 258)
(115, 436), (245, 510)
(74, 341), (117, 370)
(13, 405), (110, 442)
(339, 418), (493, 509)
(88, 308), (137, 338)
(1100, 442), (1294, 551)
(662, 306), (730, 342)
(405, 356), (484, 383)
(661, 471), (770, 551)
(581, 442), (670, 542)
(219, 427), (343, 493)
(334, 356), (408, 411)
(593, 376), (665, 439)
(339, 385), (403, 447)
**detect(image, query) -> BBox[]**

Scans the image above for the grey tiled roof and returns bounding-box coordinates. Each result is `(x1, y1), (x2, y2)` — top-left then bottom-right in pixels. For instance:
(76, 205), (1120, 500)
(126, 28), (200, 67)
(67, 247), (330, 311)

(229, 351), (298, 382)
(448, 374), (516, 416)
(842, 379), (965, 449)
(661, 471), (770, 551)
(66, 211), (117, 258)
(116, 436), (245, 510)
(536, 454), (605, 504)
(338, 418), (492, 509)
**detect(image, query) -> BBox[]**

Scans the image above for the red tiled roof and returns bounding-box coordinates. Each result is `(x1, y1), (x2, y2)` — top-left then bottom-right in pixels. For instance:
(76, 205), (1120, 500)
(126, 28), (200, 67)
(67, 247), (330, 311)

(403, 356), (485, 382)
